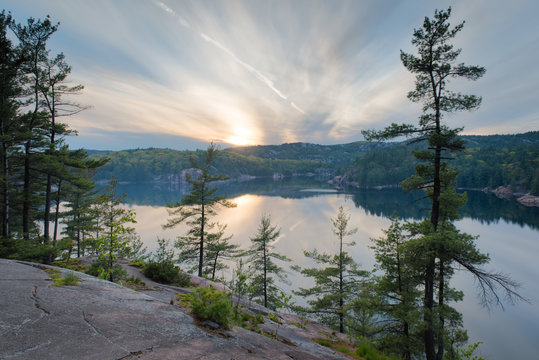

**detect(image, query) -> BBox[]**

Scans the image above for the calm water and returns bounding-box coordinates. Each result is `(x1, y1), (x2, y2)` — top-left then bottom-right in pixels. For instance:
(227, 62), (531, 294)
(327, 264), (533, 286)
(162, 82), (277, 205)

(117, 178), (539, 360)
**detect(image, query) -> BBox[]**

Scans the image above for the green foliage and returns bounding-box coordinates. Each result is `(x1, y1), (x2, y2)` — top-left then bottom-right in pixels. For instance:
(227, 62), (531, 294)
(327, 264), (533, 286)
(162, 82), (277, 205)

(175, 271), (192, 287)
(55, 272), (79, 286)
(188, 286), (233, 329)
(92, 145), (338, 183)
(355, 340), (394, 360)
(347, 133), (538, 193)
(45, 268), (79, 286)
(245, 214), (291, 310)
(86, 259), (126, 279)
(314, 338), (395, 360)
(165, 143), (236, 277)
(295, 206), (369, 333)
(142, 260), (178, 284)
(94, 178), (137, 282)
(358, 8), (522, 360)
(52, 258), (89, 272)
(128, 258), (146, 267)
(117, 275), (155, 291)
(455, 342), (485, 360)
(0, 237), (57, 263)
(315, 338), (331, 347)
(267, 313), (282, 324)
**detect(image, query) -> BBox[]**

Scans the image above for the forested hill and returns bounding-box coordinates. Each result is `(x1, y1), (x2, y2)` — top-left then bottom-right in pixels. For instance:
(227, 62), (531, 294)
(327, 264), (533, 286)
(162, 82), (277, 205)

(345, 131), (539, 195)
(224, 141), (384, 165)
(91, 132), (538, 194)
(91, 148), (332, 182)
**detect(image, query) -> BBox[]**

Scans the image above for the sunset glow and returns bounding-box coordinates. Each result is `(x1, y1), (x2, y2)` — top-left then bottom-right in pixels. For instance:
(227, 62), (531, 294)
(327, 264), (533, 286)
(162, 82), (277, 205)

(225, 128), (257, 146)
(3, 0), (537, 151)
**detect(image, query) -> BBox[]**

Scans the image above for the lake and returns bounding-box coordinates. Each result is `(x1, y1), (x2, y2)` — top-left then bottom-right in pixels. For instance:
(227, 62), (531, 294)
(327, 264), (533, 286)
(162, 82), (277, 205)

(116, 178), (539, 360)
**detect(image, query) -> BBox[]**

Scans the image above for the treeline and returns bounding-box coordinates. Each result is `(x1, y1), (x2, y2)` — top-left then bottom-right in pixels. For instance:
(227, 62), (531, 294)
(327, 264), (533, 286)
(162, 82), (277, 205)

(347, 131), (539, 195)
(0, 12), (109, 260)
(92, 148), (330, 182)
(225, 141), (381, 165)
(93, 132), (539, 196)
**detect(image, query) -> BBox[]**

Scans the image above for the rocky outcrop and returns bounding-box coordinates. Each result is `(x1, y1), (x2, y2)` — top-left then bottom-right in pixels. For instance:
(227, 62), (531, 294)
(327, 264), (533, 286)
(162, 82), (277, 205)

(1, 259), (350, 360)
(517, 193), (539, 207)
(492, 185), (514, 199)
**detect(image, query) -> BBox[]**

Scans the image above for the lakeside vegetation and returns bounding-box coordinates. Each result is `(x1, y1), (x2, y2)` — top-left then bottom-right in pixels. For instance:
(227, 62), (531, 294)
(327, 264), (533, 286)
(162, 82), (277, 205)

(90, 131), (538, 196)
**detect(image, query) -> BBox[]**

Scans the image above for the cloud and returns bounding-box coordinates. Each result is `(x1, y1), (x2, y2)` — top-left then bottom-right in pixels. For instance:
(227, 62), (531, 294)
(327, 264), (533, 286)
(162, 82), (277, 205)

(3, 0), (537, 149)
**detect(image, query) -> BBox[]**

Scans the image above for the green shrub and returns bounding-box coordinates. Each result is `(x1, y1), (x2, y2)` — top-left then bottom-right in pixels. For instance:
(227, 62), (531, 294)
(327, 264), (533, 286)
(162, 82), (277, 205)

(175, 271), (192, 287)
(189, 286), (233, 329)
(253, 313), (264, 326)
(1, 237), (57, 263)
(355, 340), (388, 360)
(52, 259), (88, 272)
(142, 260), (178, 284)
(315, 338), (331, 348)
(44, 268), (79, 286)
(54, 272), (79, 286)
(86, 259), (126, 279)
(128, 258), (146, 267)
(267, 313), (282, 324)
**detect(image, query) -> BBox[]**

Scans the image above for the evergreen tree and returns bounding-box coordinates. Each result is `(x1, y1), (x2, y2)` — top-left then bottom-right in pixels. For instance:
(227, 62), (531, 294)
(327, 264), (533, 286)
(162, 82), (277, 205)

(363, 9), (522, 359)
(39, 51), (85, 243)
(245, 214), (290, 310)
(294, 206), (368, 333)
(0, 11), (22, 239)
(203, 223), (240, 281)
(164, 142), (235, 277)
(94, 178), (136, 281)
(370, 216), (423, 359)
(11, 15), (58, 240)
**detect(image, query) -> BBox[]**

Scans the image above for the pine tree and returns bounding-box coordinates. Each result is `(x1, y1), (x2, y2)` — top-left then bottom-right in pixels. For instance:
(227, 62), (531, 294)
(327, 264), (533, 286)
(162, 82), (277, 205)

(164, 142), (235, 277)
(370, 216), (423, 359)
(294, 206), (368, 333)
(94, 178), (136, 281)
(362, 9), (522, 359)
(203, 223), (240, 281)
(245, 214), (290, 310)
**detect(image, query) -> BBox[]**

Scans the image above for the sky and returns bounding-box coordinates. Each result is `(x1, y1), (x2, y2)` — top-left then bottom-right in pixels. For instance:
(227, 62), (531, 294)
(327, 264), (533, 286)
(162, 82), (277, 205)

(3, 0), (539, 150)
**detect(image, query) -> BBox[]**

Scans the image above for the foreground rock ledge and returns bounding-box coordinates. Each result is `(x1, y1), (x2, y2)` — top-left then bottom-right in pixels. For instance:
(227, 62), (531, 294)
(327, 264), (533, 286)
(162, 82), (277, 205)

(0, 259), (348, 360)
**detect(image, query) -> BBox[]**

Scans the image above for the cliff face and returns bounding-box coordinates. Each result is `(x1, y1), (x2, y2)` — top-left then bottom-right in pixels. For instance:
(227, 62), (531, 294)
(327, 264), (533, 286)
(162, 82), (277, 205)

(0, 259), (350, 360)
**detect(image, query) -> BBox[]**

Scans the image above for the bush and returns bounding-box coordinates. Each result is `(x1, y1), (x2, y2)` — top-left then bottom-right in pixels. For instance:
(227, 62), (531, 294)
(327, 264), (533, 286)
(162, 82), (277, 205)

(355, 340), (392, 360)
(175, 271), (192, 287)
(189, 286), (233, 329)
(1, 237), (57, 263)
(128, 258), (146, 268)
(44, 268), (79, 286)
(52, 259), (88, 272)
(142, 260), (178, 284)
(55, 272), (79, 286)
(86, 259), (126, 280)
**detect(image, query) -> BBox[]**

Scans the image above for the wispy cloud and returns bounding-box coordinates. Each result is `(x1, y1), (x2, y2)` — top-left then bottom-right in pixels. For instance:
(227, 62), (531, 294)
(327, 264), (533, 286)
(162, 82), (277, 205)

(4, 0), (536, 150)
(154, 1), (305, 116)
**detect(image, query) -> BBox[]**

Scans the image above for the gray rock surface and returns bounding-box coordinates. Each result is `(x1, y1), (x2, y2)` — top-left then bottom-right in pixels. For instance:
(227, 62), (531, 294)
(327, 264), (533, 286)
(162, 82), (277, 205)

(0, 259), (349, 359)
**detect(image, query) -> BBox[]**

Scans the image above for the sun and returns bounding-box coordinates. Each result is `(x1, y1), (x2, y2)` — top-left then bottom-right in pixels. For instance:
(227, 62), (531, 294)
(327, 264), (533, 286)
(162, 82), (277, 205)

(226, 127), (256, 146)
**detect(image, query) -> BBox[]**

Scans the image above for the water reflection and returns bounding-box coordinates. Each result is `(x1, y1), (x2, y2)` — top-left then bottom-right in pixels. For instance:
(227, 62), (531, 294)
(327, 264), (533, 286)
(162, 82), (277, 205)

(115, 178), (539, 230)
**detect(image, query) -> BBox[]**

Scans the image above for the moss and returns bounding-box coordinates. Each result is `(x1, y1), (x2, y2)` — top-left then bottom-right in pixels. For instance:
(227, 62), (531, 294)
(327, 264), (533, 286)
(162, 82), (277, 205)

(44, 268), (79, 286)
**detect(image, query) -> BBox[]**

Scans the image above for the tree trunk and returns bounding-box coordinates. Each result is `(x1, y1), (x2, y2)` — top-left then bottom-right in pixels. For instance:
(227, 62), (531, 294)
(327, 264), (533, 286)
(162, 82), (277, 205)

(22, 141), (31, 240)
(53, 179), (62, 243)
(199, 203), (205, 277)
(436, 259), (445, 360)
(1, 141), (9, 237)
(44, 174), (52, 243)
(339, 233), (344, 333)
(263, 239), (267, 308)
